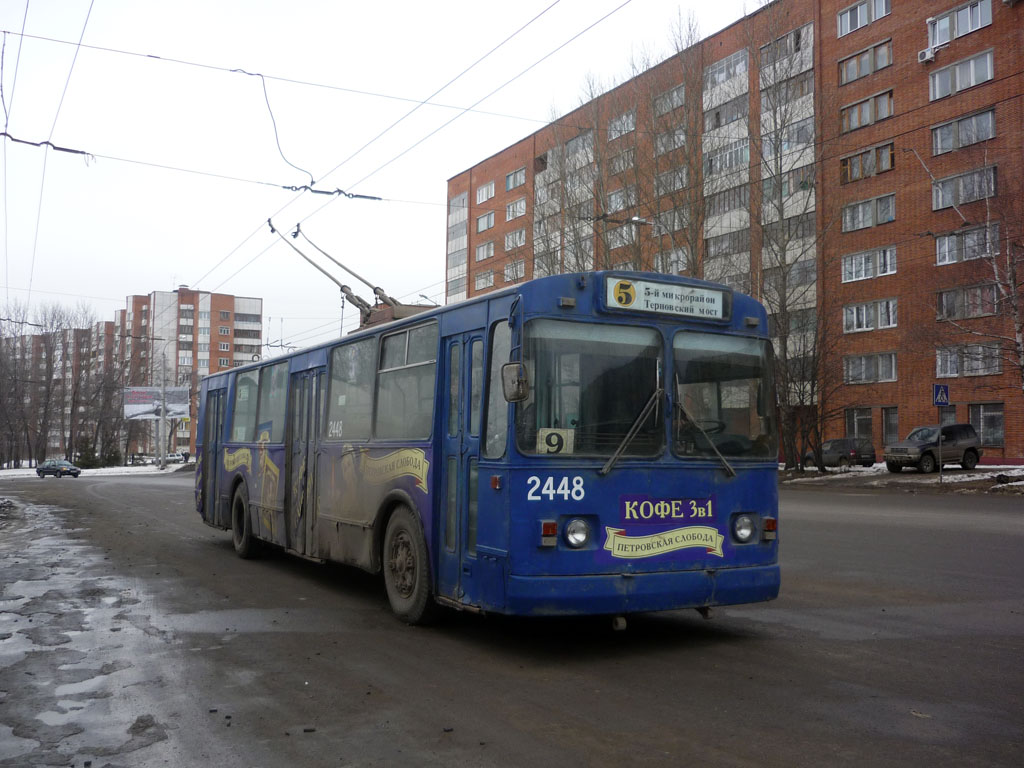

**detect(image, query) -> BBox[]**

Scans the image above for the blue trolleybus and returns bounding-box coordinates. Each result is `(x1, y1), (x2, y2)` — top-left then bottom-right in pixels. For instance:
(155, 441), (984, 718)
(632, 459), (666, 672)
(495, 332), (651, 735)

(196, 271), (779, 624)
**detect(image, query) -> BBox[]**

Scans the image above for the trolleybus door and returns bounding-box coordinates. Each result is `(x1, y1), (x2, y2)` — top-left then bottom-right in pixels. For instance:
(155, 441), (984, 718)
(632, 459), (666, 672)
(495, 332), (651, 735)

(202, 388), (226, 526)
(438, 332), (485, 605)
(287, 369), (323, 557)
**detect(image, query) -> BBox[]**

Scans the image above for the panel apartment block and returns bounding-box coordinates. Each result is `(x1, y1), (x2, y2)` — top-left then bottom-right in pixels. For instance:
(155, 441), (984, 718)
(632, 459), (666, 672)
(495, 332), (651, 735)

(446, 0), (1023, 461)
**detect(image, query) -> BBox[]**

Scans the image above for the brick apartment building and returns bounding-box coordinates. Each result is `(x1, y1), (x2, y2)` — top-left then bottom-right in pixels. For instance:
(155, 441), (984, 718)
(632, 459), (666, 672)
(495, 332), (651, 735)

(118, 286), (263, 456)
(445, 0), (1024, 462)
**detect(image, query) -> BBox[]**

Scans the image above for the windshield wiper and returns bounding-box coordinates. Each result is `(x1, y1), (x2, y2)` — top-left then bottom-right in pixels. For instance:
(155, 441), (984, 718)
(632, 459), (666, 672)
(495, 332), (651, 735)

(675, 400), (737, 478)
(598, 388), (663, 476)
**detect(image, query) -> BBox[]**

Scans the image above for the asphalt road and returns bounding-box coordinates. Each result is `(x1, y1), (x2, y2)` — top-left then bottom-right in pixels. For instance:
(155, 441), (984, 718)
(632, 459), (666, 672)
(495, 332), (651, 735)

(1, 473), (1022, 767)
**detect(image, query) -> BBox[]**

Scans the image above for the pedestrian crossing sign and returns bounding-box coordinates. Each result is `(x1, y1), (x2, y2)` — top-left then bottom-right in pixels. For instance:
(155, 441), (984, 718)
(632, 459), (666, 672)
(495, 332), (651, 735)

(933, 384), (950, 406)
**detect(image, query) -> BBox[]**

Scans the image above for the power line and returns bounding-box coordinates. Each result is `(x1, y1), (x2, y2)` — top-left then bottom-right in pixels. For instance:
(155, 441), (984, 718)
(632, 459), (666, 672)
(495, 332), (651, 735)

(26, 0), (94, 310)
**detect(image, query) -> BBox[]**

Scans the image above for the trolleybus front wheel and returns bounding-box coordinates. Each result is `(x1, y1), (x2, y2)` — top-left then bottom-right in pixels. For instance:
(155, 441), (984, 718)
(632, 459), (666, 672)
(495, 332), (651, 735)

(231, 487), (258, 559)
(383, 505), (435, 625)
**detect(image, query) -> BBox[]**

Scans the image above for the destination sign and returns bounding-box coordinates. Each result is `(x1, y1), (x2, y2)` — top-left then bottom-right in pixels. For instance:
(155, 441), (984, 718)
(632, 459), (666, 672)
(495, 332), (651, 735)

(606, 277), (726, 320)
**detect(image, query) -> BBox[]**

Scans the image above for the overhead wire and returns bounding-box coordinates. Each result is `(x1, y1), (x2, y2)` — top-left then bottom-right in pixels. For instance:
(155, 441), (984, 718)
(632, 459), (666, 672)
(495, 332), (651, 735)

(25, 0), (94, 309)
(2, 3), (31, 307)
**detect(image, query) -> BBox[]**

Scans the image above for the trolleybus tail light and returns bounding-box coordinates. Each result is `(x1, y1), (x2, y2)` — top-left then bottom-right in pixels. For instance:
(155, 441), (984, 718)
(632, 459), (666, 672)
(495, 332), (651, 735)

(732, 514), (756, 543)
(564, 518), (591, 548)
(540, 520), (558, 547)
(761, 516), (777, 541)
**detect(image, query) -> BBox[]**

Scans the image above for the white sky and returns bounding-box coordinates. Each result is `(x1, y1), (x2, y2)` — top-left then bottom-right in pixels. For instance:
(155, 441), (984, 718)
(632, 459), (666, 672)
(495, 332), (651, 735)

(1, 0), (748, 352)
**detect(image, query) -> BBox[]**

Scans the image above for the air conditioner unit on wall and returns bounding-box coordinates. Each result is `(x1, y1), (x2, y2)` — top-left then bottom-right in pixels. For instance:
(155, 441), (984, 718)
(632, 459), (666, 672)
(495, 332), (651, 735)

(919, 48), (935, 63)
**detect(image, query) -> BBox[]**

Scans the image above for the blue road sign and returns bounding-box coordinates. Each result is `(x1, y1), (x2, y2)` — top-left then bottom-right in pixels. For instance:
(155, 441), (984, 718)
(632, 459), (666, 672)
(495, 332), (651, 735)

(933, 384), (950, 407)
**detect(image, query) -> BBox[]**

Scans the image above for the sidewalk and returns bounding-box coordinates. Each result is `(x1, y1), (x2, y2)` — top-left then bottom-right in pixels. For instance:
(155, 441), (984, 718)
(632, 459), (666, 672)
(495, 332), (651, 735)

(0, 463), (194, 481)
(781, 463), (1024, 495)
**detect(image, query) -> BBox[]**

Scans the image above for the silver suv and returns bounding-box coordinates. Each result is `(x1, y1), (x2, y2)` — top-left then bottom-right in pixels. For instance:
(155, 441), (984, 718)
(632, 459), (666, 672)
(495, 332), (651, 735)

(884, 423), (982, 473)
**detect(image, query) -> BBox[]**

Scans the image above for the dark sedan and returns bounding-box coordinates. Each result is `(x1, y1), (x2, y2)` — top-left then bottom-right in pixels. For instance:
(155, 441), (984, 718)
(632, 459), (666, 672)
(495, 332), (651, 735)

(36, 459), (81, 478)
(804, 438), (876, 469)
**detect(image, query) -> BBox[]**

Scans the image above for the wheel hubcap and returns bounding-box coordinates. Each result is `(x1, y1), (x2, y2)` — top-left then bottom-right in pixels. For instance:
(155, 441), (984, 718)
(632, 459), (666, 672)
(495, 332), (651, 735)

(388, 531), (415, 598)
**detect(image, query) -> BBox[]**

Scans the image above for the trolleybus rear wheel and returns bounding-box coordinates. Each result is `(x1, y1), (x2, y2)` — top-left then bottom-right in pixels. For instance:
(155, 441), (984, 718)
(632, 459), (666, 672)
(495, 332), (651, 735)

(231, 487), (258, 559)
(383, 505), (435, 624)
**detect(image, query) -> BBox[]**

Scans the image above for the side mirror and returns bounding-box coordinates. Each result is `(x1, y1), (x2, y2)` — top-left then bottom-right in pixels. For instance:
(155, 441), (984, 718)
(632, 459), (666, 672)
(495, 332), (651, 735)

(501, 362), (529, 402)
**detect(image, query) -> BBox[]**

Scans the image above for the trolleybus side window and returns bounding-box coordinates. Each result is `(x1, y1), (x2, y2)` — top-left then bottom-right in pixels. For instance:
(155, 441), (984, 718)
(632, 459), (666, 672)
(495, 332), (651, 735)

(469, 340), (483, 436)
(483, 320), (511, 459)
(231, 369), (259, 441)
(256, 361), (289, 442)
(326, 338), (375, 441)
(375, 323), (438, 439)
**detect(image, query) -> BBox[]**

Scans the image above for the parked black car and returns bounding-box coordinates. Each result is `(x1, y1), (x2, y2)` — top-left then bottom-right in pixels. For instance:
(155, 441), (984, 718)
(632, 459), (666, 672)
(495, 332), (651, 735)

(36, 459), (81, 478)
(804, 438), (876, 468)
(883, 423), (982, 473)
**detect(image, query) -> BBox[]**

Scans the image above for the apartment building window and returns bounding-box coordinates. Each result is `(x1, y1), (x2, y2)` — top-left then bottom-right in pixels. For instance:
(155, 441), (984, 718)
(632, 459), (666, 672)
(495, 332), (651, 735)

(704, 94), (748, 132)
(937, 283), (997, 319)
(607, 223), (636, 249)
(475, 241), (494, 262)
(842, 246), (897, 282)
(837, 0), (890, 37)
(707, 185), (750, 217)
(475, 271), (494, 291)
(763, 165), (815, 204)
(655, 128), (686, 156)
(840, 143), (894, 183)
(505, 228), (526, 251)
(842, 194), (895, 231)
(566, 131), (594, 161)
(761, 70), (814, 113)
(704, 139), (749, 176)
(704, 49), (748, 89)
(844, 299), (897, 332)
(219, 342), (230, 352)
(218, 326), (230, 336)
(932, 166), (996, 210)
(654, 83), (685, 116)
(219, 357), (230, 367)
(655, 167), (688, 196)
(199, 326), (210, 336)
(476, 181), (494, 204)
(763, 212), (815, 244)
(964, 344), (1002, 376)
(652, 207), (689, 236)
(607, 185), (636, 214)
(851, 196), (897, 233)
(198, 311), (210, 321)
(760, 24), (808, 67)
(936, 223), (998, 264)
(705, 228), (751, 258)
(841, 90), (892, 132)
(929, 0), (992, 47)
(506, 198), (526, 221)
(763, 118), (814, 158)
(654, 248), (688, 274)
(882, 407), (899, 446)
(198, 358), (209, 369)
(839, 39), (892, 84)
(969, 402), (1003, 446)
(844, 352), (896, 383)
(929, 50), (993, 100)
(198, 343), (209, 352)
(504, 260), (525, 282)
(933, 109), (995, 154)
(506, 167), (526, 191)
(219, 310), (231, 321)
(476, 212), (494, 232)
(607, 110), (636, 140)
(610, 148), (635, 175)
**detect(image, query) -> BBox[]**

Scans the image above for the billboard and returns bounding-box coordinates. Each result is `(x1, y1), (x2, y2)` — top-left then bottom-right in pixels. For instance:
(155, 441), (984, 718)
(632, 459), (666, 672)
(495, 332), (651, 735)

(123, 387), (190, 420)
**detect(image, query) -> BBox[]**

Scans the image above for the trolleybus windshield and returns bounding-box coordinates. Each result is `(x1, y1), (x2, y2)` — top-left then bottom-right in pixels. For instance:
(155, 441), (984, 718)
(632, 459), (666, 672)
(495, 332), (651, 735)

(515, 319), (663, 457)
(672, 332), (777, 460)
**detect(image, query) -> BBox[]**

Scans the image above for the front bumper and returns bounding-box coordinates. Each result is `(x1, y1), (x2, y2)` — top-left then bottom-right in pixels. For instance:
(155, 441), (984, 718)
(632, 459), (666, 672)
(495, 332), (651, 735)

(503, 564), (780, 616)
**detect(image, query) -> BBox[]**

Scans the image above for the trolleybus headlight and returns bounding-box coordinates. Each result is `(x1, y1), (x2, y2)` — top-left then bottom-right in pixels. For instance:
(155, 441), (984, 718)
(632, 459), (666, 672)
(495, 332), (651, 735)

(732, 514), (756, 543)
(565, 518), (591, 548)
